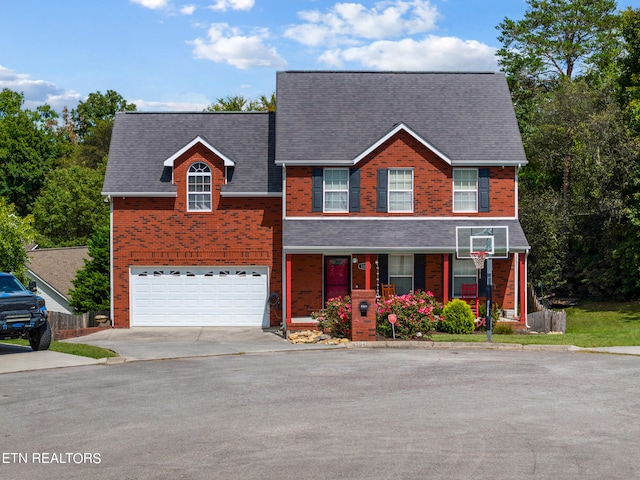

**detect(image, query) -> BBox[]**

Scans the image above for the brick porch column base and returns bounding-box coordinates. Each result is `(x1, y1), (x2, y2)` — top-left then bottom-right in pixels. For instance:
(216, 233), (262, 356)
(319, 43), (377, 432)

(351, 289), (377, 342)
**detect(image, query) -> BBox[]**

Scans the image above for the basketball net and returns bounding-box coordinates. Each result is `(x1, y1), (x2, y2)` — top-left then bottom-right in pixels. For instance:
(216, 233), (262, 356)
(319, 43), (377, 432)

(469, 251), (489, 278)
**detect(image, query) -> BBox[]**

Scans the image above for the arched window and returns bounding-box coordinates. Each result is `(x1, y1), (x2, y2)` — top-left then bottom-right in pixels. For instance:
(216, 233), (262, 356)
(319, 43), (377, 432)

(187, 162), (212, 211)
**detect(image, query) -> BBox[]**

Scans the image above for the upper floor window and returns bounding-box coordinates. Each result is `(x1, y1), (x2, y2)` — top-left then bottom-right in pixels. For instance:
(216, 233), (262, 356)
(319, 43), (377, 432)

(187, 162), (212, 212)
(324, 168), (349, 212)
(376, 168), (413, 213)
(453, 169), (478, 212)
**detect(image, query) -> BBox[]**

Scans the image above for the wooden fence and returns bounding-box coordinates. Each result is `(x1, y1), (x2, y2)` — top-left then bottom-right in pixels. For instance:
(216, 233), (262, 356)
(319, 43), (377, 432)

(48, 310), (110, 341)
(527, 286), (566, 333)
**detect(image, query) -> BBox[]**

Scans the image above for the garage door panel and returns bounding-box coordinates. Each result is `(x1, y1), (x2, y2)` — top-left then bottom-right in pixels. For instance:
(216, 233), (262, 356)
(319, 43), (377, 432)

(130, 267), (269, 327)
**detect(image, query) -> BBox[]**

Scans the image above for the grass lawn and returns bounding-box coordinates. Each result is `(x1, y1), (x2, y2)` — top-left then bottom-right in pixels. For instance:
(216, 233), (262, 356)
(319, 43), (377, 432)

(431, 301), (640, 348)
(1, 339), (118, 359)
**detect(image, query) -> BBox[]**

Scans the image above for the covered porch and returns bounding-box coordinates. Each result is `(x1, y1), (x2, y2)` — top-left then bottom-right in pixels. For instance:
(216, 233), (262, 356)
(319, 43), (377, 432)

(282, 219), (530, 331)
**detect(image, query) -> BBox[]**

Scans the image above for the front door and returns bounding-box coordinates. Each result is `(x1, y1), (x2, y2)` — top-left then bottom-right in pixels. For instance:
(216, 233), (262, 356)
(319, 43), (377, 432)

(324, 256), (350, 302)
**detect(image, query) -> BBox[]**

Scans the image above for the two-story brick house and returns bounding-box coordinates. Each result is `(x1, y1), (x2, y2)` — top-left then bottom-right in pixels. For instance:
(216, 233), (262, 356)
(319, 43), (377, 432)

(103, 71), (529, 329)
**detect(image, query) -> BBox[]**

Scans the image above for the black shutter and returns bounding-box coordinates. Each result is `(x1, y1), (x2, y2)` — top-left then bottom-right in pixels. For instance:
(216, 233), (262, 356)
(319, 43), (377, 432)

(377, 169), (388, 212)
(378, 254), (389, 287)
(479, 168), (490, 212)
(349, 168), (360, 212)
(414, 254), (426, 291)
(312, 168), (323, 212)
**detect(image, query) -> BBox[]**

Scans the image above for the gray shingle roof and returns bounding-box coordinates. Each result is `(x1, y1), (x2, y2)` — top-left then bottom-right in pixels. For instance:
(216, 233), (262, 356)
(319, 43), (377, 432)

(283, 218), (529, 253)
(103, 111), (280, 195)
(275, 71), (527, 166)
(26, 247), (89, 298)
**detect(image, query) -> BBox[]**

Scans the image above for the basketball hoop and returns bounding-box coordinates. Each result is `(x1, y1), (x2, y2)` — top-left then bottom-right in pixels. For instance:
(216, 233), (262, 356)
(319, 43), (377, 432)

(470, 251), (489, 277)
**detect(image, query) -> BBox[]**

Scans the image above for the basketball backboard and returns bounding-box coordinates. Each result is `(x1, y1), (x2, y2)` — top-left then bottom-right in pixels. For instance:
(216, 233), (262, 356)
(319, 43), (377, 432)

(456, 226), (509, 259)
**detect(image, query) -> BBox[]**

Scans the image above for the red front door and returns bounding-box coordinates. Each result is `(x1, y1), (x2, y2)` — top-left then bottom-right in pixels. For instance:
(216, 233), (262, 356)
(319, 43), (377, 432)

(325, 256), (350, 302)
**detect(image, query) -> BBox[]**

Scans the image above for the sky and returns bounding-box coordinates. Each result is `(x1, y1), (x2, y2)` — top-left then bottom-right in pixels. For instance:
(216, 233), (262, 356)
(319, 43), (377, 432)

(2, 0), (640, 112)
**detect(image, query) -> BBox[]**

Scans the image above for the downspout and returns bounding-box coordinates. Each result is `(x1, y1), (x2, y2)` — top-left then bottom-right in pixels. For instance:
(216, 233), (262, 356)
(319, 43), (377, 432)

(107, 195), (114, 328)
(281, 164), (287, 334)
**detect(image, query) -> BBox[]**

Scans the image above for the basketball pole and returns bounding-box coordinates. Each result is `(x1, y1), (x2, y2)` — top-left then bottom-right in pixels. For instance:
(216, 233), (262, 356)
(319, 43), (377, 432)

(486, 258), (493, 342)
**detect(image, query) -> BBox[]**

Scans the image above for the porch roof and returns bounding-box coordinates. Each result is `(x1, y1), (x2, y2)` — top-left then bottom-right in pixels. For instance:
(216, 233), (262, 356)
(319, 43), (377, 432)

(283, 218), (530, 254)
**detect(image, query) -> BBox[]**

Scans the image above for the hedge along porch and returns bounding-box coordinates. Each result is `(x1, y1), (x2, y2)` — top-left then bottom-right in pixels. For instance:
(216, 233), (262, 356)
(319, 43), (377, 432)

(282, 220), (530, 332)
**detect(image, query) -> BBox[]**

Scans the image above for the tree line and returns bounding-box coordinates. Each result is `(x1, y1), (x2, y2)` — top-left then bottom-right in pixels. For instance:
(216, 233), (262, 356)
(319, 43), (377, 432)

(498, 0), (640, 300)
(1, 0), (639, 312)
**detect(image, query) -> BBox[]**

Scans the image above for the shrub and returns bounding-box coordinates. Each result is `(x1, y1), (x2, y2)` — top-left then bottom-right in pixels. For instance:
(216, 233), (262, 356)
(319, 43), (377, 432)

(493, 323), (514, 335)
(311, 296), (351, 338)
(376, 290), (442, 339)
(439, 299), (475, 334)
(476, 303), (502, 331)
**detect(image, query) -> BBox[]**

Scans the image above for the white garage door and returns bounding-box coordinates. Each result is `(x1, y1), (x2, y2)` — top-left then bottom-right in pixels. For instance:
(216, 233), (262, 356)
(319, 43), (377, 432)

(130, 266), (269, 327)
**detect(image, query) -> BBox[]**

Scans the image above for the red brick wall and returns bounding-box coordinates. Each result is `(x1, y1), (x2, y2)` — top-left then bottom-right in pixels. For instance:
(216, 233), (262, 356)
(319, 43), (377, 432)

(289, 255), (323, 317)
(286, 130), (517, 217)
(111, 145), (282, 328)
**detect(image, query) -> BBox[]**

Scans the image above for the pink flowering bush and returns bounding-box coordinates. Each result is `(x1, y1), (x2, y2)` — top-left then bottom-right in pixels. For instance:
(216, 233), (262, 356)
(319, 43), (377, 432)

(376, 290), (443, 339)
(311, 295), (352, 338)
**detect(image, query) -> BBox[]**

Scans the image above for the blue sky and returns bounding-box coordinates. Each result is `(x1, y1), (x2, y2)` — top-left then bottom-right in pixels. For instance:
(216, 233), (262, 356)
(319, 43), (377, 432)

(2, 0), (639, 112)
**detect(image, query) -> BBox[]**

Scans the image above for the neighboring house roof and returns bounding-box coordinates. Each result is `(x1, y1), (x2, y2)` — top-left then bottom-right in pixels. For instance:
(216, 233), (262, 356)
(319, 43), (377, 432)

(103, 111), (280, 196)
(275, 71), (528, 167)
(26, 246), (89, 299)
(282, 219), (530, 253)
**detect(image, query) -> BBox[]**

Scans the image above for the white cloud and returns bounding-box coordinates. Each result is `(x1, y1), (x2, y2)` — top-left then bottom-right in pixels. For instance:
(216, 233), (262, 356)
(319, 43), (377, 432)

(208, 0), (254, 12)
(180, 4), (196, 15)
(283, 0), (498, 72)
(131, 0), (169, 9)
(0, 65), (83, 111)
(284, 0), (440, 47)
(189, 23), (287, 70)
(318, 35), (498, 71)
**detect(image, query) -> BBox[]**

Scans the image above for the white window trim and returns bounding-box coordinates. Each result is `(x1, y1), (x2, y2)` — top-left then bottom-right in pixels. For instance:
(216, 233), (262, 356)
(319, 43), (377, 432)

(323, 168), (349, 213)
(388, 168), (414, 213)
(453, 168), (479, 213)
(187, 162), (212, 212)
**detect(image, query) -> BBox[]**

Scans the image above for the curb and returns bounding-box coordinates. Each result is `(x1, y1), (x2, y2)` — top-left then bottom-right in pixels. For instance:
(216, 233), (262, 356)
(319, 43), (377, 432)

(346, 341), (578, 352)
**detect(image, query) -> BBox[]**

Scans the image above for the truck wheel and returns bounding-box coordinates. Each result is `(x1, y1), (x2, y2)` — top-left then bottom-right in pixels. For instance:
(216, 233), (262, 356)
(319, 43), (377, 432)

(29, 320), (52, 351)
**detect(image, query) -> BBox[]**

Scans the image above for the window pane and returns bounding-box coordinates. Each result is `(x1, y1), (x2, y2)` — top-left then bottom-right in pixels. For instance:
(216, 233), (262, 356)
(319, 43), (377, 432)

(390, 276), (412, 296)
(324, 168), (348, 212)
(325, 192), (348, 212)
(388, 169), (413, 212)
(188, 162), (212, 211)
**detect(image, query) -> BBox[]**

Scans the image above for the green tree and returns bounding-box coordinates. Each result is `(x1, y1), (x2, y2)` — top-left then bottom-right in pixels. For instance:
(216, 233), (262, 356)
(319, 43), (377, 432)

(68, 219), (110, 313)
(0, 197), (35, 281)
(618, 8), (640, 135)
(204, 92), (276, 112)
(0, 89), (67, 216)
(32, 164), (109, 247)
(71, 90), (136, 140)
(520, 78), (639, 297)
(497, 0), (619, 81)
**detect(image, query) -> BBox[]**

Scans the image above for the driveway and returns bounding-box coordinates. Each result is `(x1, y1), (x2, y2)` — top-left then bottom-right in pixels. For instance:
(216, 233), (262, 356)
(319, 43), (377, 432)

(0, 327), (341, 374)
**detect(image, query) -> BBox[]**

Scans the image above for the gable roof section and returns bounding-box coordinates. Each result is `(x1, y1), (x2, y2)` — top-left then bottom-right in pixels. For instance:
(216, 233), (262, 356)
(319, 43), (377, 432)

(163, 135), (236, 168)
(353, 122), (452, 165)
(103, 111), (280, 196)
(275, 71), (527, 167)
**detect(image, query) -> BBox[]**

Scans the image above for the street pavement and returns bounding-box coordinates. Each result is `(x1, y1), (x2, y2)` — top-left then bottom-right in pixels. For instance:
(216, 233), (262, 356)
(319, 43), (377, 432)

(2, 347), (640, 479)
(3, 326), (640, 374)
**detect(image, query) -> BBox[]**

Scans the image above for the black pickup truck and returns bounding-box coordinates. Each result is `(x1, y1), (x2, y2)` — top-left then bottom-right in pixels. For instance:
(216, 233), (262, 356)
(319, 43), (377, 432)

(0, 272), (50, 351)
